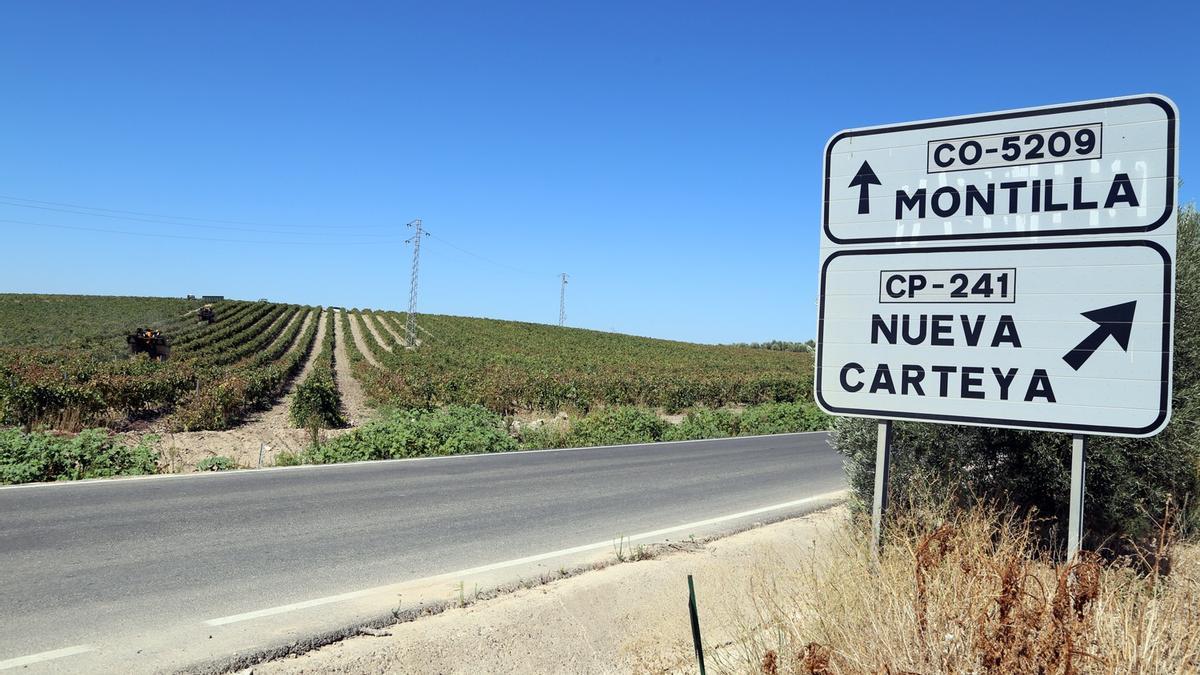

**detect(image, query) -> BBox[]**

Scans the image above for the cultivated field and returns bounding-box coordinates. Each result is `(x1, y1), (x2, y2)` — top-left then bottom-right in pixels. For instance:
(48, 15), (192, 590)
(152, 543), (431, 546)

(345, 310), (815, 414)
(0, 295), (815, 434)
(0, 294), (319, 431)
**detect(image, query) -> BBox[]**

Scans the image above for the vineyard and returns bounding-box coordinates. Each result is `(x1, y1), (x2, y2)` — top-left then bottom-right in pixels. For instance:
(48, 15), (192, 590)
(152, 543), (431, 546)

(0, 294), (322, 432)
(0, 295), (816, 442)
(335, 310), (815, 414)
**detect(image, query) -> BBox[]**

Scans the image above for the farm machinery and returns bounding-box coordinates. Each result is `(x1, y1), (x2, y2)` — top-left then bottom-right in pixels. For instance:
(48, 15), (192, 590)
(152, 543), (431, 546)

(127, 328), (171, 361)
(198, 305), (215, 324)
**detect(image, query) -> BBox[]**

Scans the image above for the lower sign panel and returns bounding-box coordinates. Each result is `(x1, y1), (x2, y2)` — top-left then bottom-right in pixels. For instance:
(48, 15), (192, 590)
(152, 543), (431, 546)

(816, 240), (1172, 436)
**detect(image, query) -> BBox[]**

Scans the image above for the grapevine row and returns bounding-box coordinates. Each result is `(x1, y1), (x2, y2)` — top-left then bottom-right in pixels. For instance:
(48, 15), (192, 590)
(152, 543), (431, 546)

(361, 312), (814, 415)
(353, 311), (392, 365)
(173, 307), (320, 430)
(194, 305), (298, 367)
(154, 300), (244, 344)
(185, 308), (283, 362)
(172, 301), (274, 352)
(289, 310), (345, 429)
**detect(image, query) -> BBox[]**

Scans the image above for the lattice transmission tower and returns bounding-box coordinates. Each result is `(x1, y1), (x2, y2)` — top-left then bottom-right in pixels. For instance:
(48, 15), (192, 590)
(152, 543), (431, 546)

(558, 273), (568, 326)
(405, 219), (427, 347)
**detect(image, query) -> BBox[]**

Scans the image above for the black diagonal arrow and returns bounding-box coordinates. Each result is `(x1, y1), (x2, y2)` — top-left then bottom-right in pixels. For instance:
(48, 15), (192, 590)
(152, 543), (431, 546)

(1062, 301), (1137, 371)
(847, 161), (881, 215)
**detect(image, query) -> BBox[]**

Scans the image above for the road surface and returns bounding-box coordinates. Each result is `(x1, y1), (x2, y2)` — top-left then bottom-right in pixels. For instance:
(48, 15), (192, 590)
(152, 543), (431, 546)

(0, 432), (844, 673)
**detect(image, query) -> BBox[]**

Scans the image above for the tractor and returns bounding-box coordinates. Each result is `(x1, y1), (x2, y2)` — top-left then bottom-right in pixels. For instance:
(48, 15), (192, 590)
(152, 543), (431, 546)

(198, 305), (215, 324)
(127, 328), (171, 361)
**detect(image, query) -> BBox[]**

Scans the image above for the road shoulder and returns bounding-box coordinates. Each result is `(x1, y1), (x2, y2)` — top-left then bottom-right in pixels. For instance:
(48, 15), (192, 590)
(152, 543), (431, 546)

(244, 505), (847, 674)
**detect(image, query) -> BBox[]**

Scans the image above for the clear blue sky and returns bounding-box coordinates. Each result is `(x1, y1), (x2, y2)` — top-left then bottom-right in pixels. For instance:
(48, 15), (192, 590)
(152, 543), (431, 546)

(1, 1), (1196, 343)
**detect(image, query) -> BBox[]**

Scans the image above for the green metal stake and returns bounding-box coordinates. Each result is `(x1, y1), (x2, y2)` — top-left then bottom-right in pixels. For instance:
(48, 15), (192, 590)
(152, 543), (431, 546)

(687, 574), (706, 675)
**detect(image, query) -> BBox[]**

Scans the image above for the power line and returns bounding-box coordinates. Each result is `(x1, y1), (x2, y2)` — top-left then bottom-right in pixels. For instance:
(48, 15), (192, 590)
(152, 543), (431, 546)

(0, 193), (569, 265)
(422, 231), (576, 327)
(0, 199), (395, 237)
(0, 194), (388, 231)
(0, 216), (406, 246)
(424, 231), (555, 278)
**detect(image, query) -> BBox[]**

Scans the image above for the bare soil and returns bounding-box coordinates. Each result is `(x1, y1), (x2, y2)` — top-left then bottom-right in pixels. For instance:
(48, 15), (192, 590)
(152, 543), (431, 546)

(134, 310), (359, 471)
(359, 314), (394, 352)
(346, 312), (382, 368)
(244, 507), (846, 674)
(333, 310), (372, 425)
(373, 313), (408, 348)
(294, 310), (329, 383)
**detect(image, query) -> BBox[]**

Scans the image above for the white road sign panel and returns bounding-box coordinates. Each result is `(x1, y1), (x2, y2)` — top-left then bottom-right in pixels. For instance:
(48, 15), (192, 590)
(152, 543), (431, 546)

(823, 95), (1177, 245)
(816, 240), (1172, 436)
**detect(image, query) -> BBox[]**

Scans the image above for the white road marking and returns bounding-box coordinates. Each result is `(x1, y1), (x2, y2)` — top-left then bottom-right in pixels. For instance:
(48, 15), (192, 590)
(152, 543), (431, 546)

(0, 645), (92, 670)
(204, 489), (846, 626)
(0, 431), (830, 491)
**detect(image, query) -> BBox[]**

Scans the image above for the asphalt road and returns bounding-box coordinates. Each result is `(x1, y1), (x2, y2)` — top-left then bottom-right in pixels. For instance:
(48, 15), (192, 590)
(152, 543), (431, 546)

(0, 432), (844, 673)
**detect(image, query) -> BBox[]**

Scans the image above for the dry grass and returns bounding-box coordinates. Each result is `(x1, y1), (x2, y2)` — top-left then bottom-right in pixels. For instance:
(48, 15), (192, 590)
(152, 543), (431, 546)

(717, 503), (1200, 674)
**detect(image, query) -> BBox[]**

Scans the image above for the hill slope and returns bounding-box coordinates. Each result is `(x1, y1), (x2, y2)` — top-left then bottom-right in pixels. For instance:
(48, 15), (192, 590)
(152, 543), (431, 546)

(0, 294), (206, 356)
(348, 310), (814, 414)
(0, 295), (814, 431)
(0, 295), (317, 431)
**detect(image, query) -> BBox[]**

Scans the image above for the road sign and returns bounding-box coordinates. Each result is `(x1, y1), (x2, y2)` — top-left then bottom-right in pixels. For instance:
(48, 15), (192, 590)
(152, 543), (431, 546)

(823, 95), (1177, 245)
(816, 95), (1178, 438)
(817, 240), (1172, 436)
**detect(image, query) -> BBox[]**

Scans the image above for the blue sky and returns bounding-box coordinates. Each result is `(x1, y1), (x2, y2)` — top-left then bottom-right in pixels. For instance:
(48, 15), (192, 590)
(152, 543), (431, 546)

(0, 1), (1195, 343)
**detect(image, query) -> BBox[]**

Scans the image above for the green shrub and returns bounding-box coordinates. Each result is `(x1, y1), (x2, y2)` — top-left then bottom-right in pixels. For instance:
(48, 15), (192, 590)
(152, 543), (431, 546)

(303, 405), (516, 464)
(196, 455), (237, 471)
(738, 401), (832, 436)
(834, 206), (1200, 552)
(565, 406), (666, 447)
(274, 450), (304, 466)
(0, 428), (159, 484)
(290, 310), (345, 430)
(663, 407), (740, 441)
(290, 373), (345, 429)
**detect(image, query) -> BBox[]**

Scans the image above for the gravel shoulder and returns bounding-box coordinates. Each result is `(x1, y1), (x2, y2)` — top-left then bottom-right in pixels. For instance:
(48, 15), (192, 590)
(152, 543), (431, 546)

(244, 506), (846, 674)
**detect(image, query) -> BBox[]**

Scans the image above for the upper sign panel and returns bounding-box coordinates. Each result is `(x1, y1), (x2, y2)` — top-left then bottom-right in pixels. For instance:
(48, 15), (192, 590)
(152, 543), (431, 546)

(823, 95), (1177, 245)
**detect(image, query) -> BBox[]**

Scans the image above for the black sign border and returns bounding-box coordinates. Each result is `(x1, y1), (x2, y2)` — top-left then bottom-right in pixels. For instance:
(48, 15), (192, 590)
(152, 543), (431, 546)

(815, 239), (1173, 437)
(823, 96), (1177, 245)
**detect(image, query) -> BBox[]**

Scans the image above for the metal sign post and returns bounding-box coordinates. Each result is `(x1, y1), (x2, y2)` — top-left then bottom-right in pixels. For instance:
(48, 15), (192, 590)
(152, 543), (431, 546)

(871, 421), (892, 560)
(817, 95), (1178, 559)
(1066, 435), (1087, 561)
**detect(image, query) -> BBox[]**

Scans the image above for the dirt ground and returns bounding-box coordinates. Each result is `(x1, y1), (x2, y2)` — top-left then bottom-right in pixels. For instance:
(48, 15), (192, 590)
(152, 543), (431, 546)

(243, 506), (846, 675)
(346, 312), (382, 368)
(359, 313), (394, 352)
(332, 309), (372, 425)
(130, 310), (366, 471)
(373, 313), (409, 347)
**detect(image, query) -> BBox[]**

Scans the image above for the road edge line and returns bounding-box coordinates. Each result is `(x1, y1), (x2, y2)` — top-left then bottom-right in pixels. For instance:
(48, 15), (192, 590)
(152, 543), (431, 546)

(204, 489), (848, 627)
(0, 645), (92, 671)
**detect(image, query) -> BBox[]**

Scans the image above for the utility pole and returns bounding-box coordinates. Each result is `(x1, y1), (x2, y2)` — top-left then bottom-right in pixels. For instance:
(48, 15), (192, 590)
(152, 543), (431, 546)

(405, 219), (426, 347)
(558, 272), (568, 326)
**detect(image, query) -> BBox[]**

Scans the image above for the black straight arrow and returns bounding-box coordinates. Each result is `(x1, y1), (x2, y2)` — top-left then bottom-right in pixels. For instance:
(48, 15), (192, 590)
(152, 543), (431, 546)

(848, 161), (881, 215)
(1062, 301), (1137, 371)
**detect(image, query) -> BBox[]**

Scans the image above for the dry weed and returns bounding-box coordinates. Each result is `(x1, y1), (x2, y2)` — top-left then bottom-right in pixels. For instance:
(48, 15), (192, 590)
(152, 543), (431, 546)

(716, 503), (1200, 674)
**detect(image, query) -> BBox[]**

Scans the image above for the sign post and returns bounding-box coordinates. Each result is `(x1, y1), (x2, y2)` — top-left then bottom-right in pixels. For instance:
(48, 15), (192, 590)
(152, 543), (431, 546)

(1067, 435), (1087, 561)
(871, 420), (892, 561)
(816, 95), (1179, 558)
